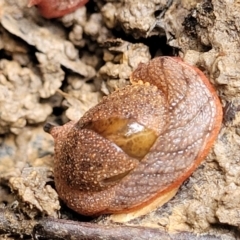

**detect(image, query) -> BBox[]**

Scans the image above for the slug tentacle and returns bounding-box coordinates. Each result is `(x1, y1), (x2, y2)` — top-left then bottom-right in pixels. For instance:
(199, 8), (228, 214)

(45, 57), (222, 216)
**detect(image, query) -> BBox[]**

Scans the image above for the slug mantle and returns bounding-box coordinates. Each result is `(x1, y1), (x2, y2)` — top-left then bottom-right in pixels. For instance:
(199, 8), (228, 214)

(44, 57), (222, 216)
(28, 0), (89, 19)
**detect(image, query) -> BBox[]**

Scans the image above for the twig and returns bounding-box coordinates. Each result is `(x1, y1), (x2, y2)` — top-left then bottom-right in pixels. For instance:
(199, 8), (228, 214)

(0, 208), (221, 240)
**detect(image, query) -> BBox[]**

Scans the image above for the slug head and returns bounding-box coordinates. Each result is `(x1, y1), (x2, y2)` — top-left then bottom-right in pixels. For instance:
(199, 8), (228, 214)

(45, 82), (167, 196)
(45, 116), (159, 193)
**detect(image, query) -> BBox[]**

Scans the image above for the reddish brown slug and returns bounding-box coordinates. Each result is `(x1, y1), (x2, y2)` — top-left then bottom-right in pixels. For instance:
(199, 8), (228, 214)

(28, 0), (89, 19)
(44, 57), (222, 216)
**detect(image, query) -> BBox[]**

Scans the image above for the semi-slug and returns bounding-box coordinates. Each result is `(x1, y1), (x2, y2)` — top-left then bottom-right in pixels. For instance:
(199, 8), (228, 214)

(28, 0), (89, 19)
(44, 57), (222, 216)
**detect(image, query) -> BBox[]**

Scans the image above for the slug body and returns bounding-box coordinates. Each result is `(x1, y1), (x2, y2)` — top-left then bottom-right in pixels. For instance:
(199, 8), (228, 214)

(45, 57), (222, 216)
(28, 0), (89, 18)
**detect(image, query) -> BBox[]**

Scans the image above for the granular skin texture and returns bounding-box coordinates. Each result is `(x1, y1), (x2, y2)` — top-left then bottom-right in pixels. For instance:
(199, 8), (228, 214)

(48, 57), (222, 216)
